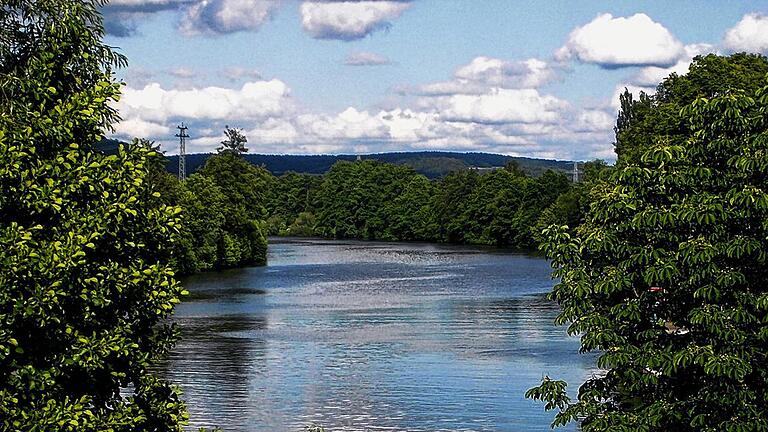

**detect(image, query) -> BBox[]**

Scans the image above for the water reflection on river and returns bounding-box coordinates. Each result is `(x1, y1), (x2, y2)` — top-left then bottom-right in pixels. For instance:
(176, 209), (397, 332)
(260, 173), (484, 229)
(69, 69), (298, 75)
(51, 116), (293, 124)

(165, 238), (594, 431)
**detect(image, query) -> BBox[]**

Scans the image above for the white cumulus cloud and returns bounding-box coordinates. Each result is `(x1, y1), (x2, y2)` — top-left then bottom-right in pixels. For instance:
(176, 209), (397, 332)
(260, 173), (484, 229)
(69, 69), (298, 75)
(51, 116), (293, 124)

(573, 109), (615, 132)
(297, 108), (390, 141)
(113, 79), (294, 142)
(455, 57), (556, 88)
(433, 88), (569, 124)
(245, 118), (300, 144)
(632, 43), (716, 87)
(179, 0), (280, 36)
(723, 13), (768, 54)
(300, 1), (410, 40)
(402, 56), (557, 96)
(556, 13), (684, 68)
(114, 117), (171, 139)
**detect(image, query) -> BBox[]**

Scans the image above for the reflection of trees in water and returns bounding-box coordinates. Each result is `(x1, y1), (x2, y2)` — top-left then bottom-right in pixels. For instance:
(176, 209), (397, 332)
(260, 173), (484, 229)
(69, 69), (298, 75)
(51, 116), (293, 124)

(159, 314), (267, 430)
(183, 286), (267, 301)
(163, 243), (590, 431)
(452, 293), (558, 327)
(440, 294), (589, 363)
(180, 266), (266, 299)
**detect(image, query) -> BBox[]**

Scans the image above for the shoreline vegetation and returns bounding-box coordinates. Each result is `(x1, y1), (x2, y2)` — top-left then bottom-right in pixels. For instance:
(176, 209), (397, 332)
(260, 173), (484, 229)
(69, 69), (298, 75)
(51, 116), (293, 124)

(154, 145), (609, 276)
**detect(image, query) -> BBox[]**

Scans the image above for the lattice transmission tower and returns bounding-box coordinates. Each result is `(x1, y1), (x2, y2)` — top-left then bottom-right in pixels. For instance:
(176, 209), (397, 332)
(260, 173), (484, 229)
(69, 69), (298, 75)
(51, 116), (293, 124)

(572, 161), (580, 183)
(175, 123), (189, 181)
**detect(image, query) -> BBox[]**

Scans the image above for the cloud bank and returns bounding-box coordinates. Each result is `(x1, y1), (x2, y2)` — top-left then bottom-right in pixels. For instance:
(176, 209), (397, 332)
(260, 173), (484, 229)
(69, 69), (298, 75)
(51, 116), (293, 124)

(113, 70), (614, 161)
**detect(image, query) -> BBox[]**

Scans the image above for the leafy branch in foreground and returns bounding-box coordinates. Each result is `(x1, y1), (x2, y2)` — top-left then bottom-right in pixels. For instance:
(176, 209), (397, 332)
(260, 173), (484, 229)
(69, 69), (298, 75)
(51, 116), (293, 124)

(1, 0), (188, 430)
(528, 56), (768, 431)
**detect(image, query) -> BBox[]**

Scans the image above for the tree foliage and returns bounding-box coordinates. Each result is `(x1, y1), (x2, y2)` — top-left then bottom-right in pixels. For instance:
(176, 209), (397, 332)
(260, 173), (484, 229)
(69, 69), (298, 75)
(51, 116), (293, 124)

(615, 53), (768, 165)
(0, 0), (188, 429)
(527, 54), (768, 431)
(217, 125), (248, 155)
(149, 153), (270, 274)
(264, 172), (321, 236)
(264, 159), (575, 247)
(533, 160), (611, 243)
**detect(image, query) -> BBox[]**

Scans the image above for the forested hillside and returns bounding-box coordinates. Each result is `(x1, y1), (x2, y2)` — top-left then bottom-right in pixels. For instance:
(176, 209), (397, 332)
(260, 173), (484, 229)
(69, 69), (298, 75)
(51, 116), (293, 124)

(164, 151), (574, 178)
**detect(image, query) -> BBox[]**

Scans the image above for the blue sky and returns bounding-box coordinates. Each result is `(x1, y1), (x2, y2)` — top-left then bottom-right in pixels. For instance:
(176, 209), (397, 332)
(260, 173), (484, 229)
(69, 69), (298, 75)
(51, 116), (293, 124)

(104, 1), (768, 160)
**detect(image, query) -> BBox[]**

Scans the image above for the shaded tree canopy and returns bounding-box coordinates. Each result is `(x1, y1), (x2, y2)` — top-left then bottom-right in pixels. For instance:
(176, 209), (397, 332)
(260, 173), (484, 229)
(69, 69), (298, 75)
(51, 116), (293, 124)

(614, 53), (768, 165)
(528, 54), (768, 431)
(0, 0), (188, 430)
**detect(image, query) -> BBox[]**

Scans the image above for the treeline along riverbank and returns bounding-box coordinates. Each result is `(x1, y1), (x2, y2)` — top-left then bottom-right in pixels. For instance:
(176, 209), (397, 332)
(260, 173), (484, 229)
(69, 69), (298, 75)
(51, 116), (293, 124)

(151, 146), (608, 275)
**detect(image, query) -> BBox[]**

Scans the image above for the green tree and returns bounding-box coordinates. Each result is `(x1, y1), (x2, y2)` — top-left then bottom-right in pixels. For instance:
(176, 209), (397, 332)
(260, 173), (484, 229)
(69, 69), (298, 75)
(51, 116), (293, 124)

(314, 160), (417, 239)
(217, 125), (248, 155)
(287, 211), (317, 237)
(387, 175), (438, 241)
(433, 170), (480, 243)
(615, 53), (768, 165)
(176, 174), (228, 273)
(0, 0), (188, 429)
(533, 160), (611, 243)
(527, 63), (768, 431)
(198, 153), (271, 267)
(266, 172), (321, 233)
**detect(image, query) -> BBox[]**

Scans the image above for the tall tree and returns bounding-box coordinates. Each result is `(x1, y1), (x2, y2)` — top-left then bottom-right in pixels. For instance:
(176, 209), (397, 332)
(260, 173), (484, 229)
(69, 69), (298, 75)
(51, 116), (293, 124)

(197, 153), (271, 267)
(614, 53), (768, 165)
(527, 55), (768, 431)
(0, 0), (188, 430)
(217, 125), (248, 155)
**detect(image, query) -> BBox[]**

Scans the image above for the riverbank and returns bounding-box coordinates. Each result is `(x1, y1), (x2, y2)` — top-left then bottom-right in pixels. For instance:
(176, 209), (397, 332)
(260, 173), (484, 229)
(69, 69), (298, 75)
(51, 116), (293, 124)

(267, 235), (545, 255)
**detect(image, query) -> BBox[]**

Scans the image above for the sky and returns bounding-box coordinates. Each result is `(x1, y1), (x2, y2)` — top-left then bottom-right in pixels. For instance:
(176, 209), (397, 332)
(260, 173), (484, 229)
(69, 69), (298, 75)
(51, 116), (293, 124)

(103, 0), (768, 161)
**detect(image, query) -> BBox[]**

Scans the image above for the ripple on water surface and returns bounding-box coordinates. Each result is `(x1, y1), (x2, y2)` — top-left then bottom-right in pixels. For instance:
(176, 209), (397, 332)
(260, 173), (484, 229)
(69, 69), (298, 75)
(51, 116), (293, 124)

(164, 239), (595, 432)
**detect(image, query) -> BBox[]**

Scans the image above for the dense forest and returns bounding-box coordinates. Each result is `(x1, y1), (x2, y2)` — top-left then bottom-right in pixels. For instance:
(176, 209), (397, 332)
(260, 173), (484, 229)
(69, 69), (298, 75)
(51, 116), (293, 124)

(154, 132), (608, 276)
(264, 159), (607, 246)
(161, 150), (575, 178)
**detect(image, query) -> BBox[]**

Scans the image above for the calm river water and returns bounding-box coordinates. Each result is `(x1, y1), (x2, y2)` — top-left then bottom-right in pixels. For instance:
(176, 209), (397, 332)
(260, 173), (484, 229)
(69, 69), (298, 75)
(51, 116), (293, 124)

(166, 238), (594, 432)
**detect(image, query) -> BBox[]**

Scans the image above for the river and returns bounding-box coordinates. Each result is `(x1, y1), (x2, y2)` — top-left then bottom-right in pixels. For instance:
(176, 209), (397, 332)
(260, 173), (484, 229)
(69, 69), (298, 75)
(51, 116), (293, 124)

(165, 238), (594, 431)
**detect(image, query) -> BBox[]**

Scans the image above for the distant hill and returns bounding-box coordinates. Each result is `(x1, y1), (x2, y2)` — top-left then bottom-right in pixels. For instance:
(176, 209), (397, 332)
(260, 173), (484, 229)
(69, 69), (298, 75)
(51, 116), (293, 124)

(165, 151), (575, 178)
